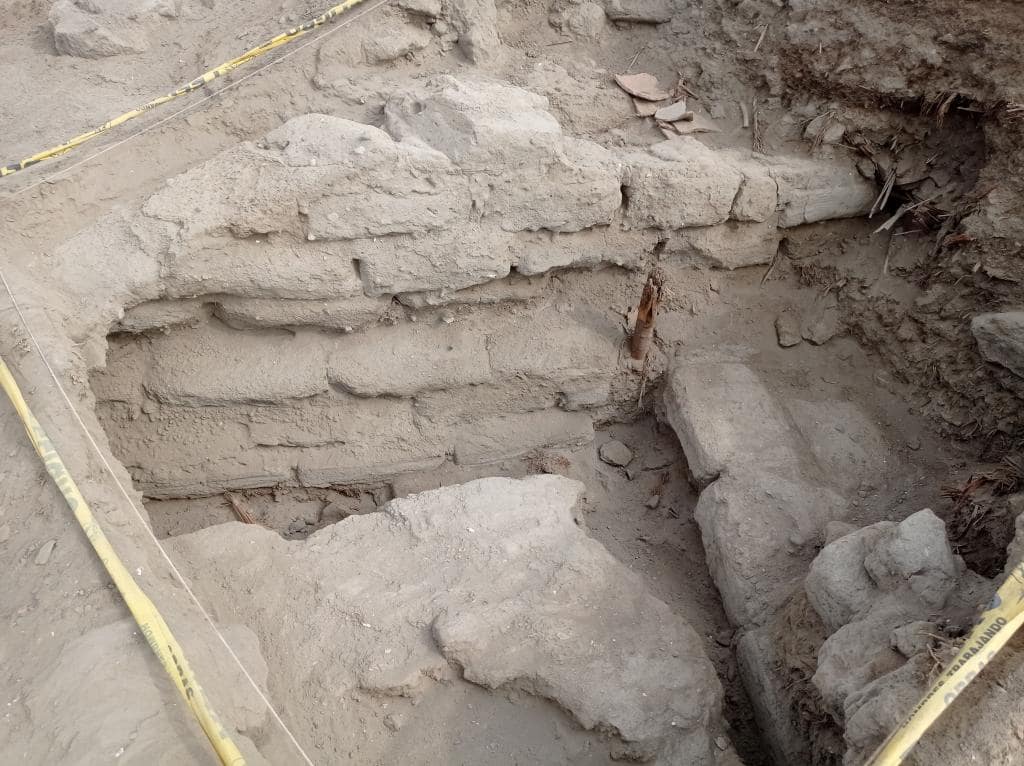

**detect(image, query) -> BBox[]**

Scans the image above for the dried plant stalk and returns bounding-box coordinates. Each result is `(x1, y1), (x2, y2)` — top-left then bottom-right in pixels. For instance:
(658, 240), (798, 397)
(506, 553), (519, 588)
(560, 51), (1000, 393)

(630, 271), (664, 361)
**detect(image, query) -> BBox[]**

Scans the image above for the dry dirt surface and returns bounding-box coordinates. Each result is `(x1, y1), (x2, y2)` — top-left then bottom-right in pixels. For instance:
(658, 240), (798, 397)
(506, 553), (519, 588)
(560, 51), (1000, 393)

(1, 0), (1024, 765)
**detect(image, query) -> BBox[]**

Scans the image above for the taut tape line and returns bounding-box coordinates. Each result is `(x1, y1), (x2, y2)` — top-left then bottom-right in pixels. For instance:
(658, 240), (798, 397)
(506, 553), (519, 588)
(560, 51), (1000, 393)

(0, 354), (246, 765)
(0, 0), (367, 178)
(865, 561), (1024, 765)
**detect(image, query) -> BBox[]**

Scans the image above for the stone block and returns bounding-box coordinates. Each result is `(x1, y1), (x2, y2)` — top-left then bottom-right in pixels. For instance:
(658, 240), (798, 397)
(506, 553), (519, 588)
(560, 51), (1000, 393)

(621, 138), (744, 229)
(386, 76), (621, 232)
(730, 170), (778, 223)
(213, 295), (389, 332)
(466, 137), (622, 232)
(768, 157), (876, 227)
(695, 468), (847, 626)
(145, 324), (328, 405)
(602, 0), (671, 23)
(812, 599), (910, 714)
(488, 315), (619, 385)
(385, 75), (561, 170)
(663, 222), (780, 269)
(972, 311), (1024, 378)
(863, 509), (958, 607)
(786, 399), (889, 493)
(805, 522), (893, 634)
(355, 227), (513, 295)
(453, 410), (594, 465)
(115, 299), (206, 333)
(663, 361), (803, 487)
(512, 227), (655, 276)
(327, 322), (492, 396)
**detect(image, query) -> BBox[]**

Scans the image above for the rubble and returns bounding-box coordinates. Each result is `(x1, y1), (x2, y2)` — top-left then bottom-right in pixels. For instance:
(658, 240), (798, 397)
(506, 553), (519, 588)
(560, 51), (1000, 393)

(168, 476), (725, 763)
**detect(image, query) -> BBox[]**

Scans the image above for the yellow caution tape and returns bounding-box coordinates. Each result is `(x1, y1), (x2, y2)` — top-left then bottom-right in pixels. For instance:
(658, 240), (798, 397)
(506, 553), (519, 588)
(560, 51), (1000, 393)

(865, 562), (1024, 765)
(0, 0), (368, 178)
(0, 354), (245, 765)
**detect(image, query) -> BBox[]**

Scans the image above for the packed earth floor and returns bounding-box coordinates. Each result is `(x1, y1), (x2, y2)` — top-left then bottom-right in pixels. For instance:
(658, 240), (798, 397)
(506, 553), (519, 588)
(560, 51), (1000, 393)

(1, 0), (1024, 765)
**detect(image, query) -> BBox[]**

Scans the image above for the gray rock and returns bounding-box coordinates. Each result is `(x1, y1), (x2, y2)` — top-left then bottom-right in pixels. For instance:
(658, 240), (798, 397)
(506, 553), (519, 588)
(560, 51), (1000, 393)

(775, 310), (802, 347)
(453, 410), (594, 465)
(801, 298), (841, 345)
(805, 522), (892, 633)
(843, 654), (930, 762)
(812, 599), (910, 714)
(327, 322), (491, 397)
(1003, 494), (1024, 577)
(736, 628), (811, 766)
(168, 476), (723, 763)
(555, 1), (606, 39)
(621, 139), (744, 229)
(145, 323), (328, 405)
(448, 0), (502, 63)
(769, 156), (876, 228)
(891, 620), (937, 658)
(663, 360), (803, 488)
(385, 76), (622, 233)
(785, 399), (889, 494)
(599, 439), (634, 467)
(602, 0), (672, 24)
(730, 170), (779, 222)
(362, 23), (432, 63)
(864, 509), (958, 608)
(664, 223), (780, 270)
(396, 0), (441, 16)
(696, 467), (847, 627)
(971, 311), (1024, 378)
(49, 0), (153, 58)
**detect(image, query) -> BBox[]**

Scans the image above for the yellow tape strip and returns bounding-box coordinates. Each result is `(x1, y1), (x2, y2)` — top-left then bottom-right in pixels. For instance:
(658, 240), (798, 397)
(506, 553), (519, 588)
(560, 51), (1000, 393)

(0, 354), (245, 765)
(865, 562), (1024, 765)
(0, 0), (367, 178)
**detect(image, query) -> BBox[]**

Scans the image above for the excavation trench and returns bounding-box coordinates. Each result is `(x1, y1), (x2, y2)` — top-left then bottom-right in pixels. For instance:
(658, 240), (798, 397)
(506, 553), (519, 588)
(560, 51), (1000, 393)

(88, 267), (774, 763)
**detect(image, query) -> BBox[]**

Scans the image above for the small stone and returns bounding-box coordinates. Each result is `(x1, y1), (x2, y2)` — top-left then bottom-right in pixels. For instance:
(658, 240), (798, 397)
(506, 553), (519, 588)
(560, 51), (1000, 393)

(653, 100), (689, 122)
(599, 440), (634, 467)
(286, 520), (308, 535)
(803, 114), (846, 145)
(0, 524), (9, 543)
(35, 539), (56, 565)
(383, 713), (404, 731)
(971, 312), (1024, 378)
(891, 621), (937, 658)
(624, 465), (641, 480)
(559, 1), (606, 39)
(715, 736), (729, 751)
(645, 494), (661, 509)
(643, 452), (674, 470)
(775, 311), (802, 348)
(801, 300), (841, 345)
(714, 629), (733, 647)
